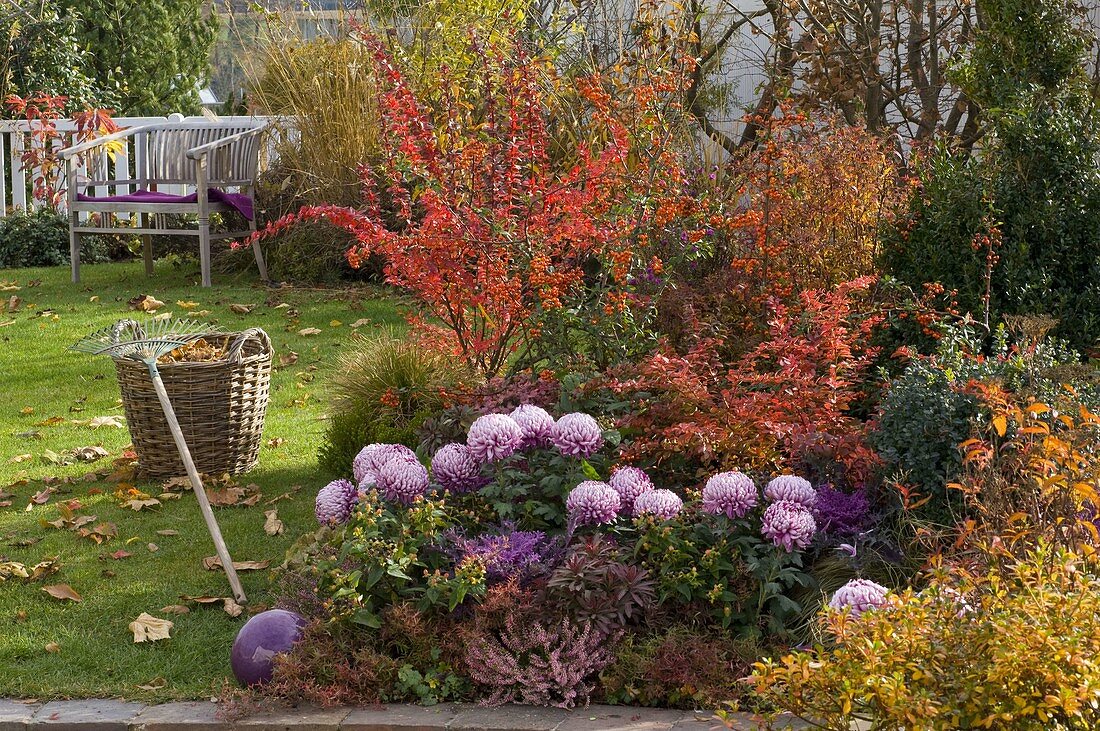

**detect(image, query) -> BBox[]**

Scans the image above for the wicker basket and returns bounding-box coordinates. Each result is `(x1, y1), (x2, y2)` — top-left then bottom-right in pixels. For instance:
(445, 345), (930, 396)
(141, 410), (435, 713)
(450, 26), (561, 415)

(115, 328), (273, 478)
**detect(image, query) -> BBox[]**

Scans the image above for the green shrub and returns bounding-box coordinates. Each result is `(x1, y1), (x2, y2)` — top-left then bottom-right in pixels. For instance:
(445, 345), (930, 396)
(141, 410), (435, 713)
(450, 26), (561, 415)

(319, 331), (473, 475)
(873, 321), (1100, 522)
(0, 209), (111, 268)
(752, 544), (1100, 731)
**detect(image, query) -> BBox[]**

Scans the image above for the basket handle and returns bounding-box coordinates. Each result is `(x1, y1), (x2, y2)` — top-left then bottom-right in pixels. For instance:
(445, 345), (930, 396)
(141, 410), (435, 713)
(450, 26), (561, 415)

(225, 328), (272, 363)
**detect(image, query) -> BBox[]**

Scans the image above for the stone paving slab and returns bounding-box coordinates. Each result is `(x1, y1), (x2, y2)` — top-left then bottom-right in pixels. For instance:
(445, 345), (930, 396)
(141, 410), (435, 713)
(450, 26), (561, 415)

(30, 700), (145, 730)
(0, 700), (40, 731)
(2, 700), (812, 731)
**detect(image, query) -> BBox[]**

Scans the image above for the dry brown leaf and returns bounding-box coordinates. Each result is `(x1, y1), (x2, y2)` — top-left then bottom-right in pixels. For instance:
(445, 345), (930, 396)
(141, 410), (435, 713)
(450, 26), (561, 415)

(206, 486), (245, 506)
(176, 300), (199, 310)
(128, 294), (165, 312)
(71, 446), (109, 463)
(202, 556), (270, 572)
(263, 509), (284, 536)
(129, 613), (173, 643)
(223, 598), (244, 617)
(278, 351), (298, 366)
(229, 303), (255, 314)
(349, 318), (372, 328)
(147, 543), (159, 552)
(123, 498), (161, 511)
(161, 605), (190, 615)
(156, 529), (179, 537)
(265, 437), (287, 449)
(44, 642), (60, 653)
(137, 678), (167, 691)
(86, 415), (125, 429)
(6, 295), (22, 312)
(297, 327), (321, 336)
(109, 550), (132, 560)
(8, 454), (32, 464)
(42, 584), (82, 602)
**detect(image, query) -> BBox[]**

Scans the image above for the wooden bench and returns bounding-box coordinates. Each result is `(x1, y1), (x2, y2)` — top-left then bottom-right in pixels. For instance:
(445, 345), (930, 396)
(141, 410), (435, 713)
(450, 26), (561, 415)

(60, 121), (269, 287)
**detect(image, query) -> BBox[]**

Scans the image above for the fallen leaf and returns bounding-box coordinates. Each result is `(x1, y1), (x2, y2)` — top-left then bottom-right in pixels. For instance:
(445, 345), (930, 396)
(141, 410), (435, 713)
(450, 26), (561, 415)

(349, 318), (372, 328)
(20, 406), (34, 415)
(278, 351), (299, 366)
(129, 613), (173, 643)
(6, 295), (22, 312)
(264, 492), (293, 505)
(223, 598), (244, 617)
(265, 437), (287, 449)
(86, 415), (125, 429)
(202, 556), (270, 572)
(37, 416), (66, 427)
(160, 605), (190, 615)
(156, 529), (179, 537)
(297, 327), (321, 336)
(71, 446), (109, 463)
(124, 498), (161, 511)
(42, 584), (82, 602)
(329, 319), (342, 327)
(8, 454), (32, 464)
(128, 294), (165, 312)
(31, 488), (54, 505)
(137, 678), (167, 691)
(206, 486), (245, 506)
(89, 295), (99, 302)
(176, 300), (200, 310)
(147, 543), (159, 552)
(44, 642), (60, 653)
(263, 509), (284, 536)
(109, 550), (132, 560)
(229, 303), (255, 314)
(274, 303), (290, 309)
(41, 449), (73, 466)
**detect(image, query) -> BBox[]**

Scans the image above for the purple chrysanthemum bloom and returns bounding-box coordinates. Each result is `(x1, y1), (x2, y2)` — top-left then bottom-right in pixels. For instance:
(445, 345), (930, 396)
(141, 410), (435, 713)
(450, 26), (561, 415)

(466, 414), (525, 463)
(761, 500), (817, 551)
(609, 466), (654, 515)
(814, 484), (870, 535)
(357, 469), (378, 499)
(376, 455), (430, 505)
(315, 478), (357, 525)
(702, 471), (758, 519)
(764, 475), (817, 508)
(510, 404), (555, 448)
(633, 489), (684, 520)
(431, 443), (488, 494)
(352, 443), (417, 484)
(550, 413), (604, 458)
(829, 578), (889, 617)
(566, 481), (621, 526)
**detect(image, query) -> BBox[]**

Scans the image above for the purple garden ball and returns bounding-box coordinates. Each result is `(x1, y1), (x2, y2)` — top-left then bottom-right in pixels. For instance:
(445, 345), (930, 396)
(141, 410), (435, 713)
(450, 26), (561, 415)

(352, 443), (417, 484)
(702, 471), (758, 519)
(566, 481), (621, 526)
(761, 499), (817, 552)
(550, 413), (603, 458)
(510, 404), (555, 448)
(829, 579), (889, 618)
(431, 443), (488, 493)
(764, 475), (817, 508)
(609, 466), (654, 515)
(315, 478), (357, 525)
(377, 455), (430, 505)
(632, 489), (684, 520)
(467, 414), (525, 463)
(230, 609), (306, 686)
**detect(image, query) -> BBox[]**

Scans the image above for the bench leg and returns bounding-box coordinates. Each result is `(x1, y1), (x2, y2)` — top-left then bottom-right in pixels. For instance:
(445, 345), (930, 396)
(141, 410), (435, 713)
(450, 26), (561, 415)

(248, 216), (268, 282)
(141, 213), (154, 276)
(199, 217), (212, 288)
(69, 212), (81, 284)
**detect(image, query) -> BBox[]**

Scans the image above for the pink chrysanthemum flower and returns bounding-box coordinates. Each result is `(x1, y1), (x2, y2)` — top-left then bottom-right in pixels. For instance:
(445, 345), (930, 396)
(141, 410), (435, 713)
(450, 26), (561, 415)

(702, 471), (758, 519)
(764, 475), (817, 508)
(609, 466), (654, 515)
(632, 489), (683, 520)
(376, 455), (429, 505)
(352, 443), (417, 484)
(550, 413), (603, 458)
(566, 481), (621, 526)
(467, 414), (525, 463)
(315, 478), (357, 525)
(829, 579), (889, 617)
(431, 443), (488, 493)
(510, 404), (555, 448)
(761, 500), (817, 551)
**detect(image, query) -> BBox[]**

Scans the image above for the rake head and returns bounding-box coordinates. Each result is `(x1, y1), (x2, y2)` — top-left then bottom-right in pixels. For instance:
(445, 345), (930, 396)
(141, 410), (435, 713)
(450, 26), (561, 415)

(71, 318), (224, 362)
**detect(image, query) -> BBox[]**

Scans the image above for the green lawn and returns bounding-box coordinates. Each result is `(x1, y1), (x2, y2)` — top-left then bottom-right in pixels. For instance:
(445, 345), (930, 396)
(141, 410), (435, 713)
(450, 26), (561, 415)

(0, 261), (405, 700)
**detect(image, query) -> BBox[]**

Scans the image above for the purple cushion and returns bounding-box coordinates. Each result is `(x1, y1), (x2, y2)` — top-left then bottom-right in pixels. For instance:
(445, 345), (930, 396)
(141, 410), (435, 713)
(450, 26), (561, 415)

(76, 188), (254, 220)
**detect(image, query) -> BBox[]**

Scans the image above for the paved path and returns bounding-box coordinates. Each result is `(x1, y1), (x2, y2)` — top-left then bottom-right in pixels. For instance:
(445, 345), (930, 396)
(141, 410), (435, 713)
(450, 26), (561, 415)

(0, 700), (811, 730)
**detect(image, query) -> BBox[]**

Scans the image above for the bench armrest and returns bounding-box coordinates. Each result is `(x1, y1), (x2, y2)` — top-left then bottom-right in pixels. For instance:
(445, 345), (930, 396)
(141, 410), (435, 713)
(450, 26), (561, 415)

(58, 126), (149, 159)
(185, 124), (268, 160)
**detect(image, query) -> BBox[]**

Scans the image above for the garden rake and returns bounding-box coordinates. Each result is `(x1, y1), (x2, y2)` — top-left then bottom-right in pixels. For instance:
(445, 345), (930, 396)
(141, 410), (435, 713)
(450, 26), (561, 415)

(71, 318), (247, 603)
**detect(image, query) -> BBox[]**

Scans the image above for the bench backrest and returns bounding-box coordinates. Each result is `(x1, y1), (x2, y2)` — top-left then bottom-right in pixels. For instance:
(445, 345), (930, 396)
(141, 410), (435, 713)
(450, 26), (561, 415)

(138, 122), (265, 187)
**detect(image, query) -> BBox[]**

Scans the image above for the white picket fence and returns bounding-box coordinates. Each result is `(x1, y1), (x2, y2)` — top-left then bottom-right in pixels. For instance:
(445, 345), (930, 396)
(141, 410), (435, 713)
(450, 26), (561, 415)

(0, 113), (275, 218)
